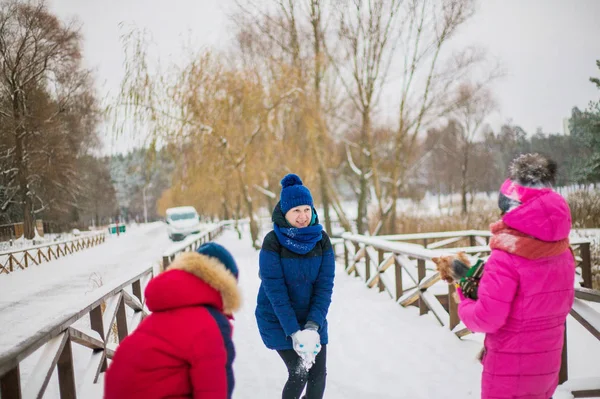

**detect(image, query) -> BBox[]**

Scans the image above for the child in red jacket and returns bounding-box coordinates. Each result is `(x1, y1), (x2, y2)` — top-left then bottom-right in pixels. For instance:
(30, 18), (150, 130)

(104, 242), (241, 399)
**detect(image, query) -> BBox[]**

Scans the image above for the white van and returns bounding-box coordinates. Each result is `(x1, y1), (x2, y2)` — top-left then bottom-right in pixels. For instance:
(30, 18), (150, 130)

(165, 206), (202, 241)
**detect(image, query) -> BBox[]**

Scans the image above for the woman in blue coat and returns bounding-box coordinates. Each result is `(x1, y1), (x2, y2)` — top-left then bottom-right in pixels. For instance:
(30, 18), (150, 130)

(255, 174), (335, 399)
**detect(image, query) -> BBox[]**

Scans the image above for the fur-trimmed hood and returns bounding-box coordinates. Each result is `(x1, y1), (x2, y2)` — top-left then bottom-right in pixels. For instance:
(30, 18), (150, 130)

(145, 252), (241, 315)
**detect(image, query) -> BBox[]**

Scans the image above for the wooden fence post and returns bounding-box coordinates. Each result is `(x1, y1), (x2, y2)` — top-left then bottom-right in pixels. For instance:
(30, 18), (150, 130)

(448, 284), (460, 330)
(364, 249), (371, 283)
(90, 305), (107, 372)
(378, 250), (385, 292)
(57, 338), (76, 399)
(132, 280), (143, 304)
(469, 235), (476, 247)
(559, 322), (568, 384)
(580, 242), (592, 289)
(354, 244), (360, 278)
(0, 365), (22, 399)
(418, 259), (427, 315)
(116, 296), (128, 343)
(344, 241), (349, 271)
(394, 256), (403, 301)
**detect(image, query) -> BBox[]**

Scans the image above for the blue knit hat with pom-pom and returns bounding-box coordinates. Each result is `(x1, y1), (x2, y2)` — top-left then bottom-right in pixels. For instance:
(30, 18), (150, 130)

(280, 174), (314, 215)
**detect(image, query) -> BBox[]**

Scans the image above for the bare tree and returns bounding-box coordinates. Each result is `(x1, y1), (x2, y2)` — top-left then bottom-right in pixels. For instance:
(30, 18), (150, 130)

(0, 0), (98, 238)
(376, 0), (483, 233)
(233, 0), (353, 234)
(113, 28), (305, 247)
(328, 0), (403, 234)
(452, 83), (497, 214)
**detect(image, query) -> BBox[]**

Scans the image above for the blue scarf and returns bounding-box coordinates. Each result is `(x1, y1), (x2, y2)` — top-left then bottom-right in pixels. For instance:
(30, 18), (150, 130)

(273, 223), (323, 255)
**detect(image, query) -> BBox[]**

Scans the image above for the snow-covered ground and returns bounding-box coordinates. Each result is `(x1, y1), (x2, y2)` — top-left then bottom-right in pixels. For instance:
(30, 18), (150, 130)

(0, 223), (173, 359)
(226, 229), (600, 399)
(1, 225), (599, 398)
(228, 229), (484, 398)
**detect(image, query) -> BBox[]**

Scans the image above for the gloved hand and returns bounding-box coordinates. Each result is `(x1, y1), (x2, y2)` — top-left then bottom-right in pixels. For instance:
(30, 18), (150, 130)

(290, 328), (321, 370)
(303, 321), (321, 361)
(304, 320), (319, 331)
(458, 259), (485, 300)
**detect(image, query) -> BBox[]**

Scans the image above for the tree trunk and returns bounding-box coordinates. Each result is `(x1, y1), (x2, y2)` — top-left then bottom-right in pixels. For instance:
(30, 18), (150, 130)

(319, 170), (332, 234)
(323, 172), (353, 232)
(13, 94), (35, 239)
(461, 144), (470, 215)
(306, 117), (352, 232)
(387, 165), (401, 235)
(233, 195), (243, 240)
(309, 1), (334, 235)
(92, 197), (99, 228)
(222, 198), (230, 221)
(237, 169), (260, 249)
(265, 181), (276, 213)
(461, 179), (468, 215)
(235, 195), (241, 220)
(357, 173), (368, 234)
(356, 108), (371, 235)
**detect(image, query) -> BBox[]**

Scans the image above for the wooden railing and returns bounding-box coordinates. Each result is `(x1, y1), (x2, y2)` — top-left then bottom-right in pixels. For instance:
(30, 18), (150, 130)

(561, 287), (600, 397)
(340, 230), (599, 397)
(341, 233), (461, 330)
(379, 230), (594, 289)
(0, 232), (107, 275)
(0, 267), (153, 399)
(0, 223), (229, 398)
(161, 222), (228, 270)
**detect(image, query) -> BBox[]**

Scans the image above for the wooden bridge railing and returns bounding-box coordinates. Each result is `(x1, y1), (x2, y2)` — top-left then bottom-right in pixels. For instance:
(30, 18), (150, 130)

(0, 232), (107, 275)
(379, 230), (594, 289)
(161, 222), (228, 270)
(0, 267), (153, 399)
(0, 223), (229, 398)
(341, 232), (461, 329)
(340, 231), (599, 397)
(561, 287), (600, 397)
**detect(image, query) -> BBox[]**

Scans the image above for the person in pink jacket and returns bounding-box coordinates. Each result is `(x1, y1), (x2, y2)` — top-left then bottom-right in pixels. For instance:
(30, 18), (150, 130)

(457, 153), (575, 399)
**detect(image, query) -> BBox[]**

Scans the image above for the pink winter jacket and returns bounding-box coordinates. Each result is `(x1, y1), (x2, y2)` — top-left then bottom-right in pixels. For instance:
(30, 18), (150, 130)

(458, 182), (575, 399)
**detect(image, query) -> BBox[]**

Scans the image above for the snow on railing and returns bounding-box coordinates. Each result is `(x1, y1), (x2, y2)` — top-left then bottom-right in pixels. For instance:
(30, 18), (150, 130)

(341, 232), (461, 331)
(0, 266), (154, 399)
(562, 287), (600, 396)
(0, 231), (107, 275)
(340, 230), (599, 397)
(373, 230), (594, 289)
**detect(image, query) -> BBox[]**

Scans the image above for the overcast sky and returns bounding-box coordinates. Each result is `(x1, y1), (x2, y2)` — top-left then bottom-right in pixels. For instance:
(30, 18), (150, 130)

(48, 0), (600, 154)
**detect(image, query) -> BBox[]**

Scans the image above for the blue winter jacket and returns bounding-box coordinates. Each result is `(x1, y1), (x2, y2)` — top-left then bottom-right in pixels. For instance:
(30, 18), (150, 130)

(255, 203), (335, 350)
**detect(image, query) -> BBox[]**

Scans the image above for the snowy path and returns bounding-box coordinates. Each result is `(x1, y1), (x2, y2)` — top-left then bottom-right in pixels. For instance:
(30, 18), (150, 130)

(215, 230), (485, 398)
(217, 230), (599, 398)
(0, 222), (173, 359)
(1, 226), (598, 398)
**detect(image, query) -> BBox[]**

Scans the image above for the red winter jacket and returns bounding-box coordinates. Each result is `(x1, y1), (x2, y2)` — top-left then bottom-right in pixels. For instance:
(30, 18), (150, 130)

(104, 252), (241, 399)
